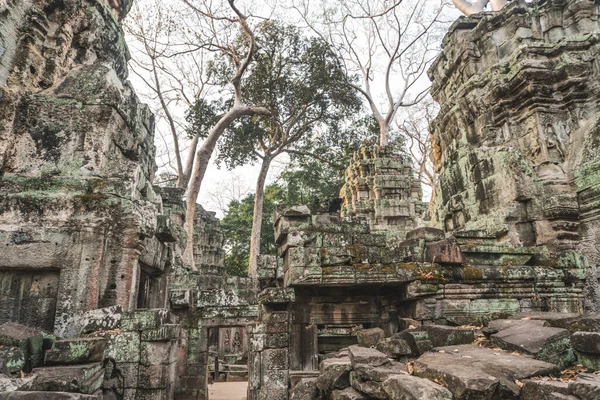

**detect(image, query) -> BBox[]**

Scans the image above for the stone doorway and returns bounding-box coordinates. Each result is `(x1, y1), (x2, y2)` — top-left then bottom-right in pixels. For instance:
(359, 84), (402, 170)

(208, 326), (249, 383)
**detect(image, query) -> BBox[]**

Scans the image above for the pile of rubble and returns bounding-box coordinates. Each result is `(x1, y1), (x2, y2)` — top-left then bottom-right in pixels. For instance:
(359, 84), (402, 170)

(289, 313), (600, 400)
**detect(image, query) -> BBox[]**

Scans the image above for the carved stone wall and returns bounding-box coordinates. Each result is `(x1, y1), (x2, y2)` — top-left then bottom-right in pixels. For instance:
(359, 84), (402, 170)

(429, 0), (600, 261)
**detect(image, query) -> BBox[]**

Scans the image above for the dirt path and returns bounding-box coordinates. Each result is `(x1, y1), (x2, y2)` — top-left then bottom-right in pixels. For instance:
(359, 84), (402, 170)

(208, 382), (248, 400)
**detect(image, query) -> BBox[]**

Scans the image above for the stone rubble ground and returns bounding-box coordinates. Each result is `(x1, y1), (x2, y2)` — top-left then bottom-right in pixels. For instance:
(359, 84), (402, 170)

(289, 314), (600, 400)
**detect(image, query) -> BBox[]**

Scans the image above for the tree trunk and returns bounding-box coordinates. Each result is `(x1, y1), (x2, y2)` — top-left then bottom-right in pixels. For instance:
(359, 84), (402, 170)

(177, 133), (200, 189)
(183, 106), (270, 269)
(248, 155), (273, 277)
(379, 119), (390, 147)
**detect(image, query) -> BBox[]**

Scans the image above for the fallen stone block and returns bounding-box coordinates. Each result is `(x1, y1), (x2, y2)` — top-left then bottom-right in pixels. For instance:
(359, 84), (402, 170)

(568, 373), (600, 400)
(18, 363), (103, 394)
(289, 377), (320, 400)
(572, 331), (600, 371)
(0, 393), (101, 399)
(349, 371), (388, 399)
(376, 339), (412, 359)
(0, 346), (25, 373)
(382, 374), (453, 400)
(44, 338), (107, 365)
(520, 379), (572, 400)
(421, 325), (475, 347)
(348, 345), (389, 368)
(316, 357), (352, 391)
(331, 387), (368, 400)
(511, 312), (600, 333)
(392, 330), (433, 356)
(356, 328), (385, 348)
(414, 345), (558, 399)
(490, 321), (574, 368)
(354, 361), (407, 382)
(0, 323), (45, 372)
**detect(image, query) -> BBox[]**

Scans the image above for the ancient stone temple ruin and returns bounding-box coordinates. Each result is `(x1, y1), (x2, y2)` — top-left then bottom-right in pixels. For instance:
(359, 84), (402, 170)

(2, 0), (600, 400)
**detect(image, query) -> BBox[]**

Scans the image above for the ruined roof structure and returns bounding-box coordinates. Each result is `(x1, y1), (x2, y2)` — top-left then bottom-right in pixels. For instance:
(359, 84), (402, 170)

(1, 0), (600, 399)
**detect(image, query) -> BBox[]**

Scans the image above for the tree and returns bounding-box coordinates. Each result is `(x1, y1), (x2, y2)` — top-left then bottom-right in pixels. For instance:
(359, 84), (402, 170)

(201, 21), (362, 276)
(220, 185), (281, 276)
(292, 0), (448, 146)
(179, 0), (273, 269)
(396, 97), (438, 196)
(125, 0), (212, 189)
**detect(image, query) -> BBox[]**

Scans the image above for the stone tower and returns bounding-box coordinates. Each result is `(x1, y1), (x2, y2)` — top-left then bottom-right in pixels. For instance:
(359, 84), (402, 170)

(340, 144), (427, 238)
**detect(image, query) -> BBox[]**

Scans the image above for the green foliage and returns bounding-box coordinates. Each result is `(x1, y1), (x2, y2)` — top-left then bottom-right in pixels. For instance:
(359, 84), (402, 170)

(220, 186), (280, 276)
(185, 98), (226, 140)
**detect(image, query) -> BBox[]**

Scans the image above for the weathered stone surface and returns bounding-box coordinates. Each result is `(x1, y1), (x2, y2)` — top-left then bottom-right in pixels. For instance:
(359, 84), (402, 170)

(0, 375), (21, 392)
(572, 332), (600, 355)
(376, 339), (412, 359)
(356, 328), (385, 348)
(414, 345), (558, 399)
(316, 357), (351, 391)
(490, 323), (574, 368)
(79, 307), (122, 334)
(0, 346), (25, 373)
(44, 338), (107, 365)
(513, 313), (600, 333)
(0, 323), (44, 372)
(331, 387), (368, 400)
(521, 379), (572, 400)
(349, 371), (388, 399)
(18, 363), (103, 394)
(353, 361), (407, 382)
(348, 345), (389, 368)
(382, 374), (453, 400)
(0, 393), (101, 400)
(393, 330), (433, 356)
(569, 373), (600, 400)
(421, 325), (475, 348)
(289, 377), (320, 400)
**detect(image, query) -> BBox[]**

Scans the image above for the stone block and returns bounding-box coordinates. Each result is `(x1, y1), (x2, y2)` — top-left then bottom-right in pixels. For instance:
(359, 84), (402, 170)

(348, 345), (389, 368)
(521, 379), (572, 400)
(572, 331), (600, 354)
(375, 339), (412, 359)
(261, 349), (288, 370)
(421, 325), (475, 347)
(169, 290), (192, 309)
(0, 393), (101, 400)
(568, 373), (600, 400)
(44, 337), (107, 365)
(120, 309), (171, 331)
(331, 388), (368, 400)
(261, 369), (289, 390)
(140, 340), (177, 366)
(256, 389), (288, 400)
(265, 333), (289, 349)
(137, 364), (173, 389)
(349, 371), (388, 399)
(353, 361), (407, 382)
(0, 322), (44, 371)
(19, 363), (103, 394)
(141, 324), (181, 341)
(382, 374), (453, 400)
(490, 323), (574, 368)
(316, 357), (351, 391)
(289, 377), (319, 400)
(0, 346), (25, 373)
(415, 345), (558, 399)
(117, 362), (139, 389)
(393, 330), (433, 356)
(94, 331), (140, 363)
(79, 306), (122, 334)
(356, 328), (385, 348)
